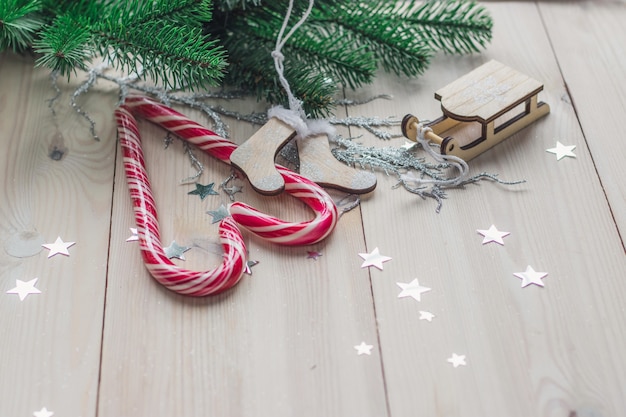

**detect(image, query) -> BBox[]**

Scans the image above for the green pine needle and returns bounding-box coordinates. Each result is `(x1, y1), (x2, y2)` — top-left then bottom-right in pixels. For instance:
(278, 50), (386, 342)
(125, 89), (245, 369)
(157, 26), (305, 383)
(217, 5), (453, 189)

(0, 0), (44, 52)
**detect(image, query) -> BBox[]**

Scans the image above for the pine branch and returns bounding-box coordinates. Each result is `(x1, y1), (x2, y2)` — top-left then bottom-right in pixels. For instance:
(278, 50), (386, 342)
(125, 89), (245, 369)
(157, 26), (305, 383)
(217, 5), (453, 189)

(404, 0), (493, 54)
(0, 0), (44, 52)
(33, 0), (227, 89)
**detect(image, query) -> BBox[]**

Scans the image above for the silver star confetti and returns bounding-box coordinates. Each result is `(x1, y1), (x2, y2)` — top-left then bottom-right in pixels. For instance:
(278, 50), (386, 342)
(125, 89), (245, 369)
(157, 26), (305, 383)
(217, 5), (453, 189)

(358, 247), (392, 270)
(245, 260), (259, 275)
(354, 342), (374, 355)
(207, 204), (230, 224)
(164, 241), (191, 260)
(513, 265), (547, 287)
(7, 278), (42, 301)
(447, 353), (467, 368)
(546, 141), (576, 160)
(126, 227), (139, 242)
(477, 225), (510, 245)
(419, 311), (435, 322)
(397, 279), (431, 302)
(33, 407), (54, 417)
(42, 236), (75, 258)
(188, 182), (219, 200)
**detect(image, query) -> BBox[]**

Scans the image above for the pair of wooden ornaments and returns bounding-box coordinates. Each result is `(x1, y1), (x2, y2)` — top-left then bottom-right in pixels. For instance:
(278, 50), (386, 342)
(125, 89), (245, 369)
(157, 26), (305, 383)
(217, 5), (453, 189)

(235, 60), (550, 197)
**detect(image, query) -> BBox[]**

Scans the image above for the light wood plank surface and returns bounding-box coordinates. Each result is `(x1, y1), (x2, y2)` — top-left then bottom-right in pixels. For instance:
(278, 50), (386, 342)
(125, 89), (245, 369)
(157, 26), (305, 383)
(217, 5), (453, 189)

(0, 2), (625, 417)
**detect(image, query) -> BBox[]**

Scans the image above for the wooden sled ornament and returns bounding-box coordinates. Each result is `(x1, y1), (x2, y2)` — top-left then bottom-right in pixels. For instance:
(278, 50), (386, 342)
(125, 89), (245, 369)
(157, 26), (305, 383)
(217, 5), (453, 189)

(402, 60), (550, 161)
(230, 117), (377, 195)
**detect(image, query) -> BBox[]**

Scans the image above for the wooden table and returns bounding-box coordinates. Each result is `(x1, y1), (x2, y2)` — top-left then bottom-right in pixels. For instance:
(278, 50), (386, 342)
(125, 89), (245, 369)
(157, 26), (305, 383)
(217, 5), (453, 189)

(1, 2), (625, 416)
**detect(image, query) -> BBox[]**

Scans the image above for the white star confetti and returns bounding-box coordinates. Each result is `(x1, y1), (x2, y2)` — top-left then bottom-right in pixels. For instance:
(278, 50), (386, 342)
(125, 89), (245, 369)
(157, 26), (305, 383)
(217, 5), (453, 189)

(447, 353), (467, 368)
(359, 247), (392, 270)
(546, 141), (576, 160)
(33, 407), (54, 417)
(126, 228), (139, 242)
(397, 279), (431, 302)
(476, 224), (510, 245)
(419, 311), (435, 322)
(41, 236), (75, 258)
(354, 342), (374, 355)
(164, 241), (191, 260)
(7, 278), (41, 301)
(513, 265), (547, 288)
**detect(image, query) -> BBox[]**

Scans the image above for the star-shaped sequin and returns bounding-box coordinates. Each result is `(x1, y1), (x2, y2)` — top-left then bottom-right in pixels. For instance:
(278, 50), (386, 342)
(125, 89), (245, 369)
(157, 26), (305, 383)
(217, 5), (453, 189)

(188, 182), (219, 200)
(307, 251), (323, 260)
(33, 407), (54, 417)
(126, 228), (139, 242)
(397, 279), (431, 302)
(244, 260), (259, 275)
(42, 236), (75, 258)
(207, 204), (230, 224)
(354, 342), (374, 355)
(546, 141), (576, 160)
(419, 311), (435, 322)
(359, 247), (392, 270)
(164, 241), (191, 260)
(7, 278), (41, 301)
(447, 353), (467, 368)
(476, 225), (510, 245)
(513, 265), (547, 287)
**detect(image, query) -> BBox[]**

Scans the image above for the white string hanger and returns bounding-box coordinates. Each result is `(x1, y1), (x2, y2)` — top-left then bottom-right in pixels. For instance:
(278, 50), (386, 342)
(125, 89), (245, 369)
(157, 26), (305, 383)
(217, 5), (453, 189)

(268, 0), (336, 140)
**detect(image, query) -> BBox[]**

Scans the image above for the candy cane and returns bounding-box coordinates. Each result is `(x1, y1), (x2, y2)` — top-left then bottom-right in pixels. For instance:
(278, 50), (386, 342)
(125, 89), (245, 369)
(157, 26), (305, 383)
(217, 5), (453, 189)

(229, 166), (338, 245)
(115, 106), (247, 296)
(123, 94), (338, 246)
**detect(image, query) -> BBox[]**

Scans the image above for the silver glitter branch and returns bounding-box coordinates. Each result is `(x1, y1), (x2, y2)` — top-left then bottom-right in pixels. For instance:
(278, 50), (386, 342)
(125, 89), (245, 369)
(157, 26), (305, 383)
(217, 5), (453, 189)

(331, 136), (524, 212)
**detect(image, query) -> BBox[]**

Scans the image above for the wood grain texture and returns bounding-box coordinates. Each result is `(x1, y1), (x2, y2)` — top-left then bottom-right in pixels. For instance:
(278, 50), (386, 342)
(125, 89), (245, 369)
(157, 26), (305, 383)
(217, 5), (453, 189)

(1, 2), (625, 417)
(538, 1), (626, 239)
(343, 2), (626, 417)
(0, 53), (117, 416)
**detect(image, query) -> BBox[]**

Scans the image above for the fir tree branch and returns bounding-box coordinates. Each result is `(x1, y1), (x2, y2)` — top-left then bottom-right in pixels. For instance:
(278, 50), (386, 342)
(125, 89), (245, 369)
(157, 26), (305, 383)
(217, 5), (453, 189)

(0, 0), (44, 52)
(33, 0), (227, 89)
(403, 0), (493, 54)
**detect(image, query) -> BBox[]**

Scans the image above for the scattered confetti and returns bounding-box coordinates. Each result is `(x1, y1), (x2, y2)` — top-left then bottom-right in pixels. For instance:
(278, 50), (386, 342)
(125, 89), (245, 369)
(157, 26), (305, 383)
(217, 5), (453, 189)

(354, 342), (374, 355)
(397, 279), (431, 302)
(419, 311), (435, 322)
(163, 240), (191, 260)
(359, 247), (392, 270)
(126, 227), (139, 242)
(33, 407), (54, 417)
(447, 353), (467, 368)
(307, 251), (323, 260)
(188, 182), (219, 200)
(207, 204), (230, 224)
(546, 141), (576, 160)
(41, 236), (75, 258)
(513, 265), (547, 288)
(7, 278), (42, 301)
(244, 260), (259, 275)
(476, 225), (510, 245)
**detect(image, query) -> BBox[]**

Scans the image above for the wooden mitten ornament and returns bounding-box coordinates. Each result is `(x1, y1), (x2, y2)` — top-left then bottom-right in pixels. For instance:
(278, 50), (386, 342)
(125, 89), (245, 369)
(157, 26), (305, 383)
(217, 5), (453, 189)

(402, 60), (550, 161)
(297, 134), (377, 194)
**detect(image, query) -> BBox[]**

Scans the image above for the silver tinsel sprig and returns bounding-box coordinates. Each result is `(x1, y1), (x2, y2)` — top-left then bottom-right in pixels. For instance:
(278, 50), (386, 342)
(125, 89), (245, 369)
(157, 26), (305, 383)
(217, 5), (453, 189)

(331, 136), (524, 212)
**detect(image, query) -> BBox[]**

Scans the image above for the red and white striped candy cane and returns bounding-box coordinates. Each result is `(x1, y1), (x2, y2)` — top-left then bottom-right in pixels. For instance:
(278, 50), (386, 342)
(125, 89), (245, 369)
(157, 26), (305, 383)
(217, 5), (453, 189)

(124, 95), (339, 246)
(229, 166), (338, 245)
(115, 106), (247, 296)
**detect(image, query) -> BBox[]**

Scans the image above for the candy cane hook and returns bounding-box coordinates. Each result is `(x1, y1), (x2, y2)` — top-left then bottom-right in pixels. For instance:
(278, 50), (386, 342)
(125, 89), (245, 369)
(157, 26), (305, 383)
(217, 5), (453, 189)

(115, 106), (247, 296)
(123, 95), (339, 246)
